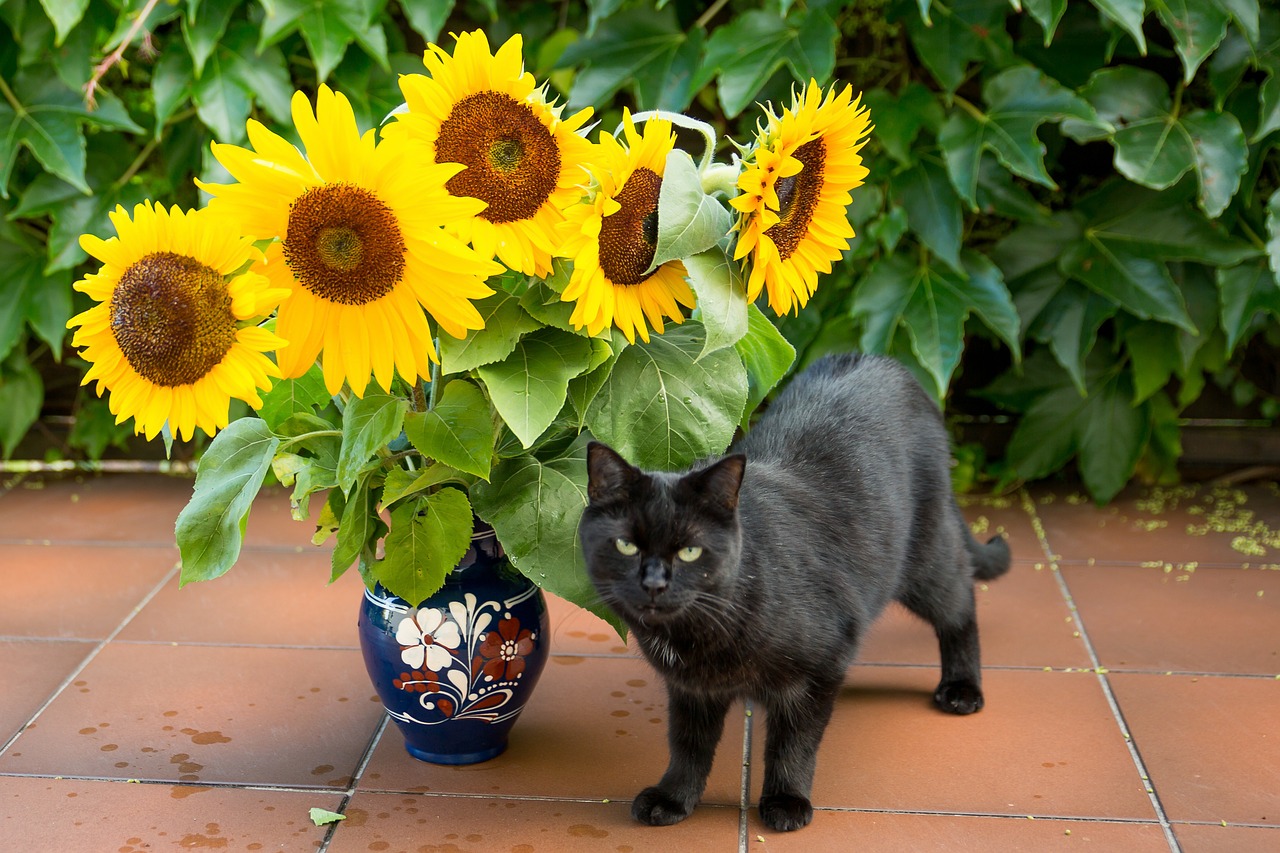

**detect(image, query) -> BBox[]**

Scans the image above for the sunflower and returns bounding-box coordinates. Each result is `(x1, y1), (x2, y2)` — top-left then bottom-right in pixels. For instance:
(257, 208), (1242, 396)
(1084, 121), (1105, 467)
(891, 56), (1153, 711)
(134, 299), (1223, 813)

(557, 111), (696, 344)
(732, 80), (871, 316)
(199, 85), (502, 397)
(386, 30), (595, 277)
(66, 202), (287, 441)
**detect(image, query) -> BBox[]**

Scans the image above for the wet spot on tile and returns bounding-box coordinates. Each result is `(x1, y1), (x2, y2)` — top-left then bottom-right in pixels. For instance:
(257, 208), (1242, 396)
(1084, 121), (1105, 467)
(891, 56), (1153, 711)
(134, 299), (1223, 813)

(190, 730), (231, 745)
(169, 785), (210, 799)
(626, 679), (646, 688)
(568, 823), (609, 838)
(100, 744), (118, 752)
(552, 656), (584, 666)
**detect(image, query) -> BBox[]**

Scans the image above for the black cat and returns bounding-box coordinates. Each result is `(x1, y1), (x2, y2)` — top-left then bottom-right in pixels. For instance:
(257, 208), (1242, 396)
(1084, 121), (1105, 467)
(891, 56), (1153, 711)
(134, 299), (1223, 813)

(579, 353), (1011, 832)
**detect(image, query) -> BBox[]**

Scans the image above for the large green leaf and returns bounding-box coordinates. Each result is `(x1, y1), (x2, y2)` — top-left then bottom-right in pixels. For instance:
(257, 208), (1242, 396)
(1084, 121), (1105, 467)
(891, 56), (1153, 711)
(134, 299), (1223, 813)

(403, 379), (494, 480)
(330, 476), (382, 582)
(0, 353), (42, 459)
(439, 289), (543, 375)
(1061, 241), (1196, 332)
(336, 392), (407, 494)
(559, 6), (703, 111)
(182, 0), (237, 77)
(1124, 321), (1183, 404)
(177, 418), (280, 584)
(38, 0), (90, 44)
(0, 223), (72, 359)
(1024, 0), (1068, 45)
(939, 65), (1096, 208)
(903, 0), (1010, 92)
(683, 245), (749, 359)
(376, 488), (473, 605)
(1218, 260), (1280, 353)
(863, 84), (943, 165)
(258, 364), (331, 432)
(400, 0), (455, 42)
(891, 159), (964, 272)
(698, 7), (838, 117)
(260, 0), (388, 82)
(1150, 0), (1229, 83)
(1088, 0), (1147, 53)
(477, 328), (593, 448)
(650, 150), (733, 272)
(586, 321), (747, 469)
(734, 304), (796, 430)
(470, 433), (623, 634)
(1029, 282), (1117, 394)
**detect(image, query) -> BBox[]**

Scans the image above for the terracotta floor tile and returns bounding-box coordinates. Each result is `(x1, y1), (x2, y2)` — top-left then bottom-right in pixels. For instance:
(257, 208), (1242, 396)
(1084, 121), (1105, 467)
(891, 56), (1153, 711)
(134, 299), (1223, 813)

(859, 562), (1091, 669)
(118, 548), (365, 647)
(0, 640), (94, 743)
(958, 491), (1045, 560)
(0, 643), (384, 787)
(0, 474), (191, 545)
(359, 654), (747, 807)
(744, 667), (1154, 819)
(1110, 673), (1280, 825)
(1033, 483), (1280, 567)
(328, 794), (741, 853)
(745, 811), (1169, 851)
(1063, 564), (1280, 674)
(0, 775), (337, 851)
(0, 545), (175, 639)
(1176, 823), (1280, 852)
(545, 594), (630, 656)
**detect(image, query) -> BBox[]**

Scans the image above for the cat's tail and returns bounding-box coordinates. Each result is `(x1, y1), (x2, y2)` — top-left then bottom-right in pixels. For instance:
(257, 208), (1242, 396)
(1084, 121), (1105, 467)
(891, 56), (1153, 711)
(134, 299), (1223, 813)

(967, 532), (1012, 581)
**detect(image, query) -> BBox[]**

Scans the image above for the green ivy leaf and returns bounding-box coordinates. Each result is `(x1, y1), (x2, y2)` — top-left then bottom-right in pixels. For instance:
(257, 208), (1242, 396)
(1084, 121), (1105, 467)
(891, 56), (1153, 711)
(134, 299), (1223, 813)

(152, 45), (194, 140)
(1215, 0), (1260, 43)
(1180, 110), (1248, 218)
(37, 0), (90, 45)
(1062, 241), (1196, 332)
(471, 433), (623, 635)
(1024, 0), (1068, 46)
(400, 0), (455, 42)
(1124, 321), (1182, 403)
(938, 65), (1096, 207)
(1029, 281), (1116, 394)
(441, 288), (547, 375)
(337, 393), (407, 494)
(1088, 0), (1147, 54)
(587, 322), (746, 469)
(258, 365), (331, 432)
(309, 808), (346, 826)
(891, 159), (964, 273)
(331, 476), (383, 583)
(380, 464), (458, 509)
(182, 0), (237, 77)
(0, 353), (42, 458)
(1150, 0), (1229, 84)
(177, 418), (280, 584)
(863, 84), (943, 165)
(1218, 260), (1280, 353)
(734, 304), (796, 430)
(903, 0), (1009, 92)
(698, 7), (838, 117)
(376, 488), (473, 606)
(0, 224), (71, 359)
(650, 150), (733, 272)
(403, 380), (494, 480)
(477, 329), (593, 448)
(560, 6), (703, 111)
(683, 245), (748, 359)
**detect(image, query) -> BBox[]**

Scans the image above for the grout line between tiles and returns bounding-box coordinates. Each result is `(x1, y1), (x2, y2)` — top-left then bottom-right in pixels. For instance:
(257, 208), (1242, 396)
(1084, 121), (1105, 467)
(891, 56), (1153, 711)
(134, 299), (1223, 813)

(739, 700), (754, 853)
(319, 713), (390, 851)
(0, 562), (181, 760)
(1020, 490), (1182, 853)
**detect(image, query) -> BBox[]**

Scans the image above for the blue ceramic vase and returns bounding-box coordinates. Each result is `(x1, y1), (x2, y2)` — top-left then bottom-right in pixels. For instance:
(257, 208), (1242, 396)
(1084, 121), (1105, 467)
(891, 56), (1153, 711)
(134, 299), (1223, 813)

(357, 524), (550, 765)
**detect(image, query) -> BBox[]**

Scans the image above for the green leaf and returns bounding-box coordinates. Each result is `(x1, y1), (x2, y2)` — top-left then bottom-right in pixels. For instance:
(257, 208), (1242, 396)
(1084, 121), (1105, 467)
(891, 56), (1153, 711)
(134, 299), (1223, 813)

(1214, 0), (1260, 43)
(699, 8), (838, 117)
(400, 0), (454, 42)
(1180, 110), (1248, 218)
(567, 336), (622, 428)
(177, 418), (280, 584)
(938, 65), (1096, 207)
(560, 6), (703, 111)
(336, 393), (407, 494)
(38, 0), (90, 44)
(1265, 188), (1280, 282)
(220, 23), (295, 126)
(0, 227), (72, 358)
(649, 150), (733, 272)
(470, 433), (623, 635)
(309, 808), (346, 826)
(1088, 0), (1147, 53)
(1150, 0), (1229, 83)
(1125, 321), (1182, 403)
(331, 476), (382, 583)
(182, 0), (237, 77)
(0, 73), (141, 198)
(1029, 282), (1116, 393)
(380, 463), (457, 509)
(683, 245), (749, 359)
(0, 353), (42, 458)
(863, 84), (943, 165)
(403, 380), (494, 480)
(258, 365), (331, 432)
(891, 159), (964, 272)
(376, 488), (473, 605)
(1024, 0), (1068, 45)
(152, 46), (195, 139)
(1062, 241), (1196, 331)
(477, 329), (593, 448)
(586, 321), (747, 469)
(1218, 260), (1280, 353)
(440, 288), (547, 375)
(734, 304), (796, 429)
(903, 0), (1009, 92)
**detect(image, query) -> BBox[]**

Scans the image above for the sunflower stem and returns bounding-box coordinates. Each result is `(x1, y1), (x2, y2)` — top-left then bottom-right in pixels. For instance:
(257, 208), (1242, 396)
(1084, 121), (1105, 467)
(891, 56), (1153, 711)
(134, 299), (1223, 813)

(700, 161), (742, 197)
(276, 429), (342, 452)
(626, 111), (719, 173)
(427, 356), (442, 410)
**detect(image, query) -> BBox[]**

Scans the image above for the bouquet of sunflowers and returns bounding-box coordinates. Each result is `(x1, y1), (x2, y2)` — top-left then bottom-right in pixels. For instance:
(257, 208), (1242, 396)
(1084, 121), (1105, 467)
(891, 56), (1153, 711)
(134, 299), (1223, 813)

(67, 30), (870, 624)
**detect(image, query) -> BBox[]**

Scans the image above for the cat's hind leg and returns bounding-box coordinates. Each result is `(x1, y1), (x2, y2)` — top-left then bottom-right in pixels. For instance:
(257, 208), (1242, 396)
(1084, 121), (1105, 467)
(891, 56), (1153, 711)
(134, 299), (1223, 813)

(633, 685), (732, 826)
(757, 677), (841, 831)
(898, 577), (986, 715)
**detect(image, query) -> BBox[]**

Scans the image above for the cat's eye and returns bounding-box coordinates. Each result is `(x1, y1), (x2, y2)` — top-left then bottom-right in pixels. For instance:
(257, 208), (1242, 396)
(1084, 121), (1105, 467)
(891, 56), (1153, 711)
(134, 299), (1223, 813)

(615, 538), (638, 556)
(677, 545), (702, 563)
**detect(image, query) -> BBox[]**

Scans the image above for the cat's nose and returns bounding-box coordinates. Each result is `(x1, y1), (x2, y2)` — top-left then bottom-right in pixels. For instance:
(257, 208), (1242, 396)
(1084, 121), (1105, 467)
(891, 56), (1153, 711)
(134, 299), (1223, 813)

(640, 559), (670, 599)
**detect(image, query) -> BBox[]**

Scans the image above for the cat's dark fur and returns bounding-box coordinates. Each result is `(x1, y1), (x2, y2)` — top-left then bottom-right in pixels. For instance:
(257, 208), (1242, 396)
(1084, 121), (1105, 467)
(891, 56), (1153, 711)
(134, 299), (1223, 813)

(579, 353), (1011, 832)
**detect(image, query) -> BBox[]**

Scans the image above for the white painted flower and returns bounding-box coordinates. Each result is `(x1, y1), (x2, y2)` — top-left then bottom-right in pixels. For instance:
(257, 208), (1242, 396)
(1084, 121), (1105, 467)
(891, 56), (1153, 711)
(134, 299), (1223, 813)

(395, 608), (461, 671)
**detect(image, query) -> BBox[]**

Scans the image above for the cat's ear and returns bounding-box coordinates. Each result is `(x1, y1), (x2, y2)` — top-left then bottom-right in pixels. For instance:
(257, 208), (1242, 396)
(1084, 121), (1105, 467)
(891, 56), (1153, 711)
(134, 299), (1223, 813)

(687, 454), (746, 512)
(586, 441), (639, 504)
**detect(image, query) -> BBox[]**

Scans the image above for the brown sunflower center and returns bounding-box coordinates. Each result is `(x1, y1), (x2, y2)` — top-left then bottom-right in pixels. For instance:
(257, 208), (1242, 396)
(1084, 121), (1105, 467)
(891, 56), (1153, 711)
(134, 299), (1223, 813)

(597, 168), (662, 286)
(435, 91), (560, 224)
(284, 183), (405, 305)
(110, 252), (236, 388)
(766, 138), (825, 261)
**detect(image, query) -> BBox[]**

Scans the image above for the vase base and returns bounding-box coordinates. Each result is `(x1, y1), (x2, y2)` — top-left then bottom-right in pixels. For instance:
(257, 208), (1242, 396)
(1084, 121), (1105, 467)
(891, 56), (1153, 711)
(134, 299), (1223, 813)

(402, 739), (508, 766)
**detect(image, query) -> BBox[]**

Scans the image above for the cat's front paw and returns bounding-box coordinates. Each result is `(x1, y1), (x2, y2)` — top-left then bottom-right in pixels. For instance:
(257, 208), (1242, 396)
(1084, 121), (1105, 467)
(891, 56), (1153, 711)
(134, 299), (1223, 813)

(934, 679), (984, 715)
(759, 793), (814, 831)
(632, 786), (694, 826)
